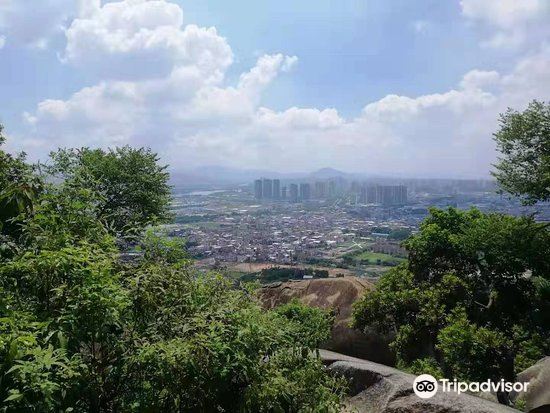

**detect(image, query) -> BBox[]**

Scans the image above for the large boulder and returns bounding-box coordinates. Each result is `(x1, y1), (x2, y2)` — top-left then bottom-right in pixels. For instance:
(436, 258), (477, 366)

(514, 357), (550, 413)
(323, 351), (520, 413)
(259, 276), (395, 365)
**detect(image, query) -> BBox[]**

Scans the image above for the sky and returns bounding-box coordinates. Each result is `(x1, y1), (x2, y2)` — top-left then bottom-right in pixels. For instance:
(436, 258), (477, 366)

(1, 0), (549, 178)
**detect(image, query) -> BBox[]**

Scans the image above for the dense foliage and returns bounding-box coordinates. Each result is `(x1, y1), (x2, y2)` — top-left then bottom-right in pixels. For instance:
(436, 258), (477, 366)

(0, 130), (344, 412)
(353, 207), (550, 402)
(0, 126), (42, 248)
(492, 100), (550, 204)
(46, 146), (173, 239)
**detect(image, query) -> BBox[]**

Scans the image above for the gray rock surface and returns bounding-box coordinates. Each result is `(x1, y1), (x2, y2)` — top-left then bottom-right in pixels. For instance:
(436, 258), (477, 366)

(319, 349), (371, 365)
(515, 357), (550, 413)
(326, 357), (521, 413)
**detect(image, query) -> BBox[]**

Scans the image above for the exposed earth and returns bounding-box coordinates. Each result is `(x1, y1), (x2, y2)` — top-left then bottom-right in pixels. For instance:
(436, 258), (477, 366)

(258, 276), (394, 365)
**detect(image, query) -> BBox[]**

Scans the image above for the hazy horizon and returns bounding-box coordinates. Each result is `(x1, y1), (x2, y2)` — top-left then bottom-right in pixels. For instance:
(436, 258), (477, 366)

(2, 0), (549, 177)
(169, 165), (498, 187)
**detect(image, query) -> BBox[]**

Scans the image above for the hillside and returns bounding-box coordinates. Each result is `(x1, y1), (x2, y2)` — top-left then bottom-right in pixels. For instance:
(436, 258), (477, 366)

(259, 276), (395, 365)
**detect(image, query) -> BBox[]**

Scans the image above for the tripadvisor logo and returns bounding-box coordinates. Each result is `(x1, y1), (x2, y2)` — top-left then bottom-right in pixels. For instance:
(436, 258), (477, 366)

(413, 374), (438, 399)
(413, 374), (530, 399)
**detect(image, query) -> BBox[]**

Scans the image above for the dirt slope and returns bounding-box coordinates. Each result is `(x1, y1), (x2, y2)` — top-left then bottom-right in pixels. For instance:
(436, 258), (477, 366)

(259, 277), (394, 365)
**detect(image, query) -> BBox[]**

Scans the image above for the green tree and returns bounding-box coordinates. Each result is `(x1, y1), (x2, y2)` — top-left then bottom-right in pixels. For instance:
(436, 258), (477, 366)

(492, 100), (550, 204)
(437, 307), (512, 382)
(275, 299), (335, 350)
(47, 146), (173, 239)
(353, 208), (550, 393)
(22, 178), (114, 251)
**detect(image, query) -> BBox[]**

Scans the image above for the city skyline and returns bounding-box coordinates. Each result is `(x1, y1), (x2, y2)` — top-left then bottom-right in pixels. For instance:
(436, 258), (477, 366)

(171, 165), (499, 188)
(1, 1), (550, 177)
(254, 176), (408, 206)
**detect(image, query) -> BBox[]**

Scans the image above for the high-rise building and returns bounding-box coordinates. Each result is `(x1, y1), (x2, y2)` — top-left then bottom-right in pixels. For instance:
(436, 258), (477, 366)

(281, 186), (287, 200)
(262, 178), (273, 199)
(359, 186), (367, 204)
(378, 186), (392, 205)
(388, 185), (407, 205)
(366, 186), (377, 203)
(254, 179), (263, 199)
(289, 184), (298, 203)
(397, 185), (408, 205)
(328, 181), (336, 198)
(273, 179), (281, 199)
(372, 185), (408, 206)
(314, 181), (327, 199)
(299, 183), (311, 200)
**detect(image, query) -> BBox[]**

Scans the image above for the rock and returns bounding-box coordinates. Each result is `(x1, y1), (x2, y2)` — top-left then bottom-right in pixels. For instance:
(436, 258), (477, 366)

(319, 349), (372, 365)
(515, 357), (550, 413)
(328, 358), (521, 413)
(258, 276), (395, 365)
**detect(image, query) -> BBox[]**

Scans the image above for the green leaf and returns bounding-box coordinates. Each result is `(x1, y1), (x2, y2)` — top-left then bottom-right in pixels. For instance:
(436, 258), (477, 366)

(4, 391), (23, 402)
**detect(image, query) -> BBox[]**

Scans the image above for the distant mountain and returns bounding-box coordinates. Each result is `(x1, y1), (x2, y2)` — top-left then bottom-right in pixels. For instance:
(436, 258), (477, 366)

(170, 165), (363, 189)
(308, 167), (350, 179)
(170, 165), (293, 189)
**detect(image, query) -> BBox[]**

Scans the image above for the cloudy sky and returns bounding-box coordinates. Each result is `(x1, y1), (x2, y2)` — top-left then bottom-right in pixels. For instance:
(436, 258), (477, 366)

(1, 0), (549, 177)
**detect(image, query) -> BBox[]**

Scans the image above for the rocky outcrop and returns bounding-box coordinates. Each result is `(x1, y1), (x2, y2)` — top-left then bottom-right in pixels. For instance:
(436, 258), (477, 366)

(322, 351), (520, 413)
(259, 276), (395, 365)
(515, 357), (550, 413)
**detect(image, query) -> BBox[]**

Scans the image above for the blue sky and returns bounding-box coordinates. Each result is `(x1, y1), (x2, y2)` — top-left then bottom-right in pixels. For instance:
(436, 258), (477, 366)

(1, 0), (549, 177)
(182, 0), (481, 113)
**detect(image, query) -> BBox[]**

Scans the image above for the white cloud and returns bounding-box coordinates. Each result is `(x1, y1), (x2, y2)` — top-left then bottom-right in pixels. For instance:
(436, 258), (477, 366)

(0, 0), (76, 48)
(64, 1), (233, 80)
(23, 49), (298, 152)
(460, 0), (546, 28)
(28, 81), (144, 148)
(23, 44), (550, 177)
(11, 0), (550, 178)
(362, 87), (496, 121)
(460, 0), (550, 50)
(499, 46), (550, 107)
(256, 107), (343, 130)
(479, 30), (525, 50)
(459, 70), (500, 90)
(0, 35), (5, 49)
(238, 55), (296, 93)
(77, 0), (101, 18)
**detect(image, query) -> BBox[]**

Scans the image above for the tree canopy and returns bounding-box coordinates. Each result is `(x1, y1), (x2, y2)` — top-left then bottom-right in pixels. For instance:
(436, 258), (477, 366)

(353, 207), (550, 402)
(47, 146), (173, 239)
(492, 100), (550, 204)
